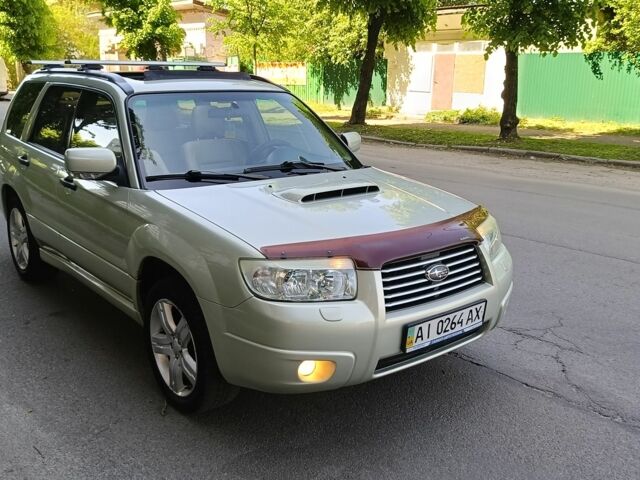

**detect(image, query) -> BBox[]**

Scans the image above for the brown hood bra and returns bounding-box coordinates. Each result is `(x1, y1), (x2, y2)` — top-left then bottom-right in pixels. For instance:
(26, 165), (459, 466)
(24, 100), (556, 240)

(260, 206), (489, 270)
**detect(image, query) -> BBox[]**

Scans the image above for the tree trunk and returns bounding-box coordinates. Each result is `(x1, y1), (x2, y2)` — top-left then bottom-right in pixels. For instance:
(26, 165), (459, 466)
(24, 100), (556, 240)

(252, 43), (258, 75)
(349, 13), (384, 125)
(500, 48), (519, 140)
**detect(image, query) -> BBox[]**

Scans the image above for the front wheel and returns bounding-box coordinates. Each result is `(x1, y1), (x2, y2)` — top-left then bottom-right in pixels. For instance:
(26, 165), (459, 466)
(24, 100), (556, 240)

(144, 276), (238, 413)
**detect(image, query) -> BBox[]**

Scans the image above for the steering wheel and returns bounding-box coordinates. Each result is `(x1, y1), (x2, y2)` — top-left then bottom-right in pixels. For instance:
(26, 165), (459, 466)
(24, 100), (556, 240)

(249, 139), (292, 163)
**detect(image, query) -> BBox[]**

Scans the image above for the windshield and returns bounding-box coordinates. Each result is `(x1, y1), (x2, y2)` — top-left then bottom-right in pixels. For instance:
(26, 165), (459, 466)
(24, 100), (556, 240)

(127, 91), (361, 187)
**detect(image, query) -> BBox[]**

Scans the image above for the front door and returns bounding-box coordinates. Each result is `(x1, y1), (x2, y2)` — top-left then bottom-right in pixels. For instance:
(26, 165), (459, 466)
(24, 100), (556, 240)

(431, 54), (456, 111)
(27, 85), (138, 297)
(54, 89), (140, 297)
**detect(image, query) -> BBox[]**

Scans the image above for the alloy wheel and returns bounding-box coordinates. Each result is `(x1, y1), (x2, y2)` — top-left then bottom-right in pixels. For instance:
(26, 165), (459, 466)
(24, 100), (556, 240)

(149, 299), (198, 397)
(9, 208), (29, 271)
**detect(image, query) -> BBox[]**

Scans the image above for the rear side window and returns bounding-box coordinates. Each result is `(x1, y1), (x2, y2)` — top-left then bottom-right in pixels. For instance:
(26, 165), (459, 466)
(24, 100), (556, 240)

(30, 87), (81, 154)
(5, 82), (45, 138)
(70, 91), (122, 162)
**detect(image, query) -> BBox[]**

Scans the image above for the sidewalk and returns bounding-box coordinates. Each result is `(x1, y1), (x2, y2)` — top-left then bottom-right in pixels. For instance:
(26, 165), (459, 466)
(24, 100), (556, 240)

(321, 114), (640, 148)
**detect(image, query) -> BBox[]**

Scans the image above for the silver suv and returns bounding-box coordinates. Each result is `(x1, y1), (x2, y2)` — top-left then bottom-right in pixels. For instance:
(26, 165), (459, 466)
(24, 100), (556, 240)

(0, 60), (513, 413)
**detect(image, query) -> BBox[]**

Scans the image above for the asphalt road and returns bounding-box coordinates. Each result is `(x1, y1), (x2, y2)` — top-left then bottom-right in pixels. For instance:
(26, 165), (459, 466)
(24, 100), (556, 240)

(0, 97), (639, 479)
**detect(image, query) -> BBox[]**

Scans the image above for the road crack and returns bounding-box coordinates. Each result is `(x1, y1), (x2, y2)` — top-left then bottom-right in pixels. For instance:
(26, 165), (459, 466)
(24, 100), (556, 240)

(449, 350), (640, 432)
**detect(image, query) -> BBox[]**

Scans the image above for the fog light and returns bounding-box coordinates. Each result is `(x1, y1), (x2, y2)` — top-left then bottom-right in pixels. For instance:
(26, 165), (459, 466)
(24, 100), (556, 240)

(297, 360), (336, 383)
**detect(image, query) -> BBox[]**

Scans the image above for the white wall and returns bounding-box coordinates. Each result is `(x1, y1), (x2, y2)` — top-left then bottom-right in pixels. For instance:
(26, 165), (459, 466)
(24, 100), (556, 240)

(386, 40), (506, 116)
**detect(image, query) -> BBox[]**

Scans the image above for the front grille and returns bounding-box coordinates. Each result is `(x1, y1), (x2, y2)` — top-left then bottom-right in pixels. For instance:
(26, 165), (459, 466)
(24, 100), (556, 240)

(381, 244), (485, 312)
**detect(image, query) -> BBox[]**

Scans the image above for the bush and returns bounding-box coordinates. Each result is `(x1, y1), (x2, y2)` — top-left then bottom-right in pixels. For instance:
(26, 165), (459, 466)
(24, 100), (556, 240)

(366, 106), (397, 119)
(458, 106), (501, 125)
(425, 109), (460, 123)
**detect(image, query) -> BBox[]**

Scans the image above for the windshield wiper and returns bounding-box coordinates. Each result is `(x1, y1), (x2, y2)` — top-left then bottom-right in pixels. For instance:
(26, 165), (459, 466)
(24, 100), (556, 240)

(146, 170), (266, 183)
(244, 156), (346, 174)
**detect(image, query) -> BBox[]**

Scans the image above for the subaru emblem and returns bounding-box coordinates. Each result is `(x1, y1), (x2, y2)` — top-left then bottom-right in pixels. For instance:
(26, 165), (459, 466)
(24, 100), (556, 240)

(426, 263), (450, 282)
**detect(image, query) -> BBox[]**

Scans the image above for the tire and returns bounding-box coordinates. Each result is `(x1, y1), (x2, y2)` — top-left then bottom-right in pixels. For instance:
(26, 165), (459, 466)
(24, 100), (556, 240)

(144, 276), (238, 413)
(6, 197), (56, 282)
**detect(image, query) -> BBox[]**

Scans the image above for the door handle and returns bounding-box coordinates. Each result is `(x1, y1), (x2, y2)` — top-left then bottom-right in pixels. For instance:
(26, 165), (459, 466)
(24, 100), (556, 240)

(17, 154), (29, 166)
(60, 176), (77, 191)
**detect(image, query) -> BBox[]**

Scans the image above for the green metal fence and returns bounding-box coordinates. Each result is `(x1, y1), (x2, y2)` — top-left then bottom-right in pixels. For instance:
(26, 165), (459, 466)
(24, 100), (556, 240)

(283, 62), (387, 108)
(518, 53), (640, 124)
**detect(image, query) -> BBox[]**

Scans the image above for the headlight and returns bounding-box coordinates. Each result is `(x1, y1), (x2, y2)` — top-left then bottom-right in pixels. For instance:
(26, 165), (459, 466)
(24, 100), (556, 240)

(240, 258), (357, 302)
(477, 215), (503, 260)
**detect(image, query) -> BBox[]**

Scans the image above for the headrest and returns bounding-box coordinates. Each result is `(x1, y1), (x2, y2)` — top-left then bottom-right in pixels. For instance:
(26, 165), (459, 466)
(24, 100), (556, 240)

(191, 105), (226, 139)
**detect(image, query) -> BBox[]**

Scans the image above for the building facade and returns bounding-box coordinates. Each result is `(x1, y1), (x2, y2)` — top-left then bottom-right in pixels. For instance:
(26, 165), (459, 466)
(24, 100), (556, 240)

(94, 1), (227, 64)
(385, 8), (505, 117)
(385, 7), (640, 124)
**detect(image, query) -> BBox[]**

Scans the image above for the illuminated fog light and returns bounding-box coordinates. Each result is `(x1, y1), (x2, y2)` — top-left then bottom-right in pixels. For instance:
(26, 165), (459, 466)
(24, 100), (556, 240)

(298, 360), (317, 377)
(297, 360), (336, 383)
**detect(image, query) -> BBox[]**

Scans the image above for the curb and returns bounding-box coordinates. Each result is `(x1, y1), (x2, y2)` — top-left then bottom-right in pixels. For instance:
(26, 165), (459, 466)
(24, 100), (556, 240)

(361, 135), (640, 170)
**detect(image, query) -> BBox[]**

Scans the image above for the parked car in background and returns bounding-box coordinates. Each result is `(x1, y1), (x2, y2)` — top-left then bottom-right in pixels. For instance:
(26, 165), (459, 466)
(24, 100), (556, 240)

(0, 60), (513, 414)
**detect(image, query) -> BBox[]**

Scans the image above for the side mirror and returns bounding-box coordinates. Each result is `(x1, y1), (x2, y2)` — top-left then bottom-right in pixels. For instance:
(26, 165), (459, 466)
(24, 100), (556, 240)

(64, 147), (117, 177)
(341, 132), (362, 153)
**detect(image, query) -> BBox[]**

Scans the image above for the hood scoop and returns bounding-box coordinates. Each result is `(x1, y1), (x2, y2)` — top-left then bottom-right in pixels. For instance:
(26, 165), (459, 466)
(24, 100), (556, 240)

(275, 183), (381, 204)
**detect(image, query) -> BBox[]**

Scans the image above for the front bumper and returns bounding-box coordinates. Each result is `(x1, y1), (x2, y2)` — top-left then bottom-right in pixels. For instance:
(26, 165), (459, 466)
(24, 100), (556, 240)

(201, 243), (513, 393)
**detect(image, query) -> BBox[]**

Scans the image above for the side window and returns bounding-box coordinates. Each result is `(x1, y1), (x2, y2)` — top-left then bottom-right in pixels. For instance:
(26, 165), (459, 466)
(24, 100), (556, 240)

(5, 82), (45, 138)
(70, 91), (122, 162)
(30, 87), (81, 154)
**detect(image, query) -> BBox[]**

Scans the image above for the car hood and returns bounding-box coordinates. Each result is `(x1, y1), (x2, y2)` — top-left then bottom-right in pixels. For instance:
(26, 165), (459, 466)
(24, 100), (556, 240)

(157, 168), (477, 250)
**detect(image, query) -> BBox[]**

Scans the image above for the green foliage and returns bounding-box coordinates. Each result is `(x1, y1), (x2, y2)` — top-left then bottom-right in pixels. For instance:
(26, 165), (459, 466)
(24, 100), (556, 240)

(459, 106), (502, 125)
(586, 0), (640, 77)
(462, 1), (593, 138)
(308, 60), (387, 110)
(0, 0), (56, 61)
(299, 5), (374, 108)
(302, 7), (369, 66)
(365, 105), (397, 119)
(49, 0), (99, 59)
(102, 0), (185, 60)
(463, 0), (594, 55)
(425, 107), (504, 125)
(320, 0), (438, 46)
(319, 0), (438, 124)
(208, 0), (304, 72)
(425, 109), (461, 123)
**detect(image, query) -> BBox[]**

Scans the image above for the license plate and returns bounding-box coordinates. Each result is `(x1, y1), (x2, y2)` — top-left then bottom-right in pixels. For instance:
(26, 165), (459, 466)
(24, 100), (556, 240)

(403, 301), (487, 353)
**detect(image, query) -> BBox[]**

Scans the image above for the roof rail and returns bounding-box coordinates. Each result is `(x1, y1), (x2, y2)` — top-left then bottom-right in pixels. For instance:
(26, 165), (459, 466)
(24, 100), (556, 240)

(29, 64), (135, 95)
(28, 59), (226, 69)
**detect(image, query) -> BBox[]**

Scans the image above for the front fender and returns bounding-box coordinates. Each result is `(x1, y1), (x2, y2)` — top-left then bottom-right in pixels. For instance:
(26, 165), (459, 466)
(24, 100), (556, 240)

(126, 222), (256, 309)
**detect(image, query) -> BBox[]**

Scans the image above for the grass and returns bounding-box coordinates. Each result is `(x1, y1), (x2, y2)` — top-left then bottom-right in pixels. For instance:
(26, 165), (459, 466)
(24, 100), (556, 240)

(327, 122), (640, 162)
(521, 117), (640, 136)
(423, 108), (640, 137)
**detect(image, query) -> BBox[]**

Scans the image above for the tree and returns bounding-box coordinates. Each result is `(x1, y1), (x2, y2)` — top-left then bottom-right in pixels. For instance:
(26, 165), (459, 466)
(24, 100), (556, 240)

(463, 1), (593, 140)
(208, 0), (303, 74)
(49, 0), (100, 59)
(586, 0), (640, 77)
(0, 0), (57, 67)
(295, 7), (371, 108)
(320, 0), (437, 125)
(102, 0), (186, 60)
